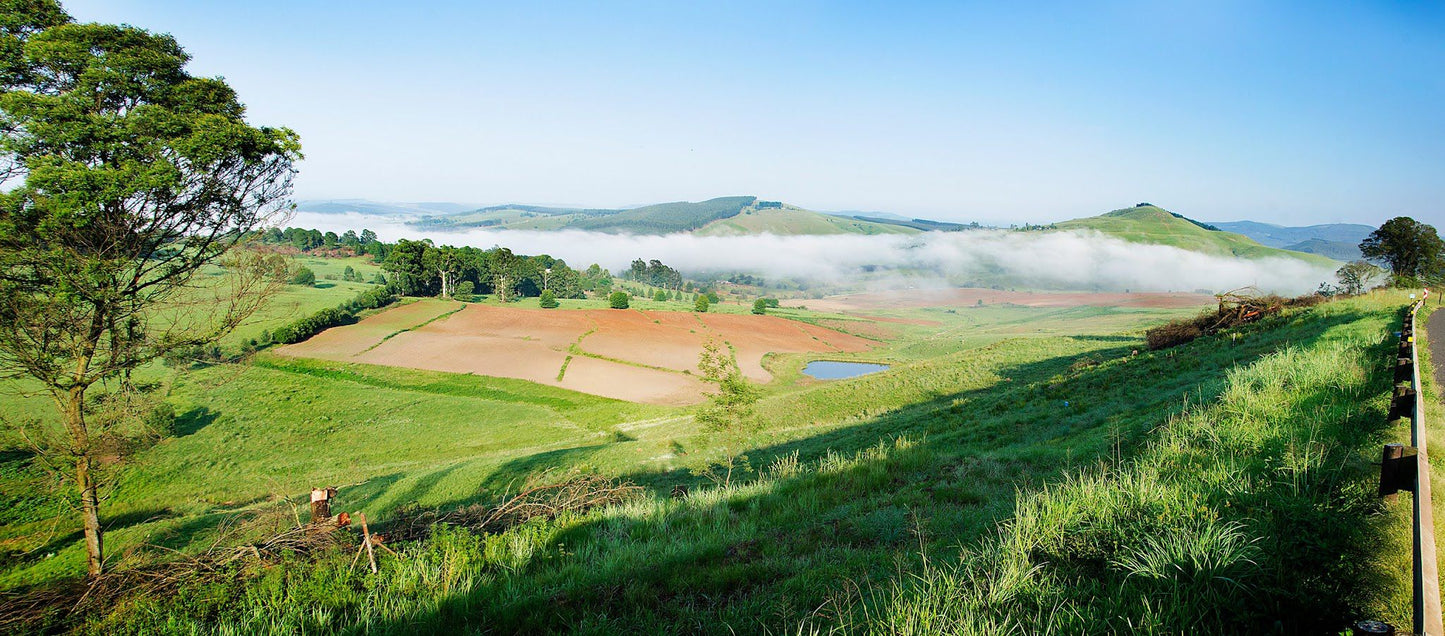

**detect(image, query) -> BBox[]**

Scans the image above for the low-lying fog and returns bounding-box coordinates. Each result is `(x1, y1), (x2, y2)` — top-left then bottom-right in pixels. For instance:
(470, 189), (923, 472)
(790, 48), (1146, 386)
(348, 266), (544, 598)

(289, 211), (1337, 295)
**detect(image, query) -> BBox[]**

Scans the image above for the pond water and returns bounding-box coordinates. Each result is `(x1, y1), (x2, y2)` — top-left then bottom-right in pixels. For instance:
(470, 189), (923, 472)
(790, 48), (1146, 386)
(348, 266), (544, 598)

(802, 360), (890, 380)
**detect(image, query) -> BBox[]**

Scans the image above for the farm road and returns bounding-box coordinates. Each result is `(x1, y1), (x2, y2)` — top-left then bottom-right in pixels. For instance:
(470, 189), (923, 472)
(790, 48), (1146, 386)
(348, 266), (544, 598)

(1430, 308), (1445, 390)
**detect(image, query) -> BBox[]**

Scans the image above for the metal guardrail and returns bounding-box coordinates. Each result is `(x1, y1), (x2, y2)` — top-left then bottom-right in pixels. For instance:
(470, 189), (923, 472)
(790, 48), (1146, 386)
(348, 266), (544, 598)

(1374, 300), (1441, 635)
(1408, 301), (1441, 636)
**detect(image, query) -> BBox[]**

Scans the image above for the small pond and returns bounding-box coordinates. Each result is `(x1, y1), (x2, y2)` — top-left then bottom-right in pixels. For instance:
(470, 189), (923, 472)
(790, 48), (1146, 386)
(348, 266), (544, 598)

(802, 360), (890, 380)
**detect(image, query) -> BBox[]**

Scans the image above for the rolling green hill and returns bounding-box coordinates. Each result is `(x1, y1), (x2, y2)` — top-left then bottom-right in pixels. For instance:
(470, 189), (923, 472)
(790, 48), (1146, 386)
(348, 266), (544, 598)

(413, 196), (920, 236)
(1056, 205), (1339, 266)
(693, 204), (917, 236)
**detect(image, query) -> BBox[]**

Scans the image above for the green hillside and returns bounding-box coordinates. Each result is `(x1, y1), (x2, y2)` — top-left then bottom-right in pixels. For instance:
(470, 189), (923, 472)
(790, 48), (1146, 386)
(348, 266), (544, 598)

(571, 196), (759, 234)
(694, 204), (918, 236)
(1056, 205), (1339, 266)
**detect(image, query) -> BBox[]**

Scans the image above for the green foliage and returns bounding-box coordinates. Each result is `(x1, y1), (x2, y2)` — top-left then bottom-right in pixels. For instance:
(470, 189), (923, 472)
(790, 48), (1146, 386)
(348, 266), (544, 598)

(1360, 216), (1445, 285)
(539, 289), (558, 309)
(751, 298), (767, 315)
(288, 265), (316, 286)
(694, 295), (710, 312)
(1336, 260), (1384, 295)
(271, 286), (396, 344)
(455, 280), (475, 300)
(608, 291), (629, 309)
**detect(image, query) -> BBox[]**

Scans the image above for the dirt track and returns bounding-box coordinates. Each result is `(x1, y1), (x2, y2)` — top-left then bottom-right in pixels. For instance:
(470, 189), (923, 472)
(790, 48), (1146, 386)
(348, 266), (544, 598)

(280, 304), (873, 405)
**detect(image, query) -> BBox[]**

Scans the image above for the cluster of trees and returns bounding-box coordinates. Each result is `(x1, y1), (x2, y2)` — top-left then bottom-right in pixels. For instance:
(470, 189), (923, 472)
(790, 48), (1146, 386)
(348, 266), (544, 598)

(626, 259), (684, 289)
(1359, 217), (1444, 288)
(260, 226), (385, 257)
(379, 241), (609, 301)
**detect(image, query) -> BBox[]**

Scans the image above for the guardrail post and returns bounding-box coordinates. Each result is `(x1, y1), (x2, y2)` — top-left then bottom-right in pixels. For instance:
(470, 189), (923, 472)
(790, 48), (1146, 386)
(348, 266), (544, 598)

(1381, 443), (1416, 501)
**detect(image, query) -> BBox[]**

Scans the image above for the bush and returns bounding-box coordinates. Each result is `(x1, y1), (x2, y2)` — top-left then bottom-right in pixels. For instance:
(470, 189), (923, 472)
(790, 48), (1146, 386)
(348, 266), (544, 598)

(609, 291), (630, 309)
(288, 266), (316, 286)
(694, 295), (710, 312)
(272, 287), (397, 344)
(539, 289), (559, 309)
(752, 298), (767, 315)
(762, 297), (779, 308)
(456, 280), (475, 301)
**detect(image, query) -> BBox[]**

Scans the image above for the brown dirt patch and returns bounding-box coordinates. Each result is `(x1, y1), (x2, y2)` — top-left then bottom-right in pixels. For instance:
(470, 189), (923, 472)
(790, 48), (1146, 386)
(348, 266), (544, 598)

(279, 299), (464, 359)
(280, 304), (873, 404)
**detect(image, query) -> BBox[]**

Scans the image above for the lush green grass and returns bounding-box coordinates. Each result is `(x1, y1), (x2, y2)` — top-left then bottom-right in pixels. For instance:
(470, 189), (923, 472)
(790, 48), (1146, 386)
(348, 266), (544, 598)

(1056, 206), (1338, 268)
(2, 292), (1419, 634)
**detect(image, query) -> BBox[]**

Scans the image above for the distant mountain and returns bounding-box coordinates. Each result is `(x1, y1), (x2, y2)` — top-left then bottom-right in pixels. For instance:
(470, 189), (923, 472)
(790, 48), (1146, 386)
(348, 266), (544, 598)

(1281, 238), (1363, 261)
(1056, 205), (1337, 266)
(411, 196), (927, 236)
(1209, 220), (1374, 250)
(296, 200), (475, 216)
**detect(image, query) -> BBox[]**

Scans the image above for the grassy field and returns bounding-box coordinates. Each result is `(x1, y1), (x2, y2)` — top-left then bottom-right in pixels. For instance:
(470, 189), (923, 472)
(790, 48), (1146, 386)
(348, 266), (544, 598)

(0, 283), (1425, 633)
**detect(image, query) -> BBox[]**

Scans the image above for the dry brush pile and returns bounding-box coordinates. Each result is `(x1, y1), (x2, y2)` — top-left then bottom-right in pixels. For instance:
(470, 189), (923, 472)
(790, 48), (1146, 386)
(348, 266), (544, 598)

(1145, 289), (1325, 350)
(0, 471), (640, 634)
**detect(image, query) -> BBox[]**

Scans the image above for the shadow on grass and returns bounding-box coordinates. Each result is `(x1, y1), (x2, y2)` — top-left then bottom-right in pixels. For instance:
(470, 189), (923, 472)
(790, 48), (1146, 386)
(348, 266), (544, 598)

(352, 306), (1404, 634)
(173, 406), (218, 437)
(8, 306), (1404, 633)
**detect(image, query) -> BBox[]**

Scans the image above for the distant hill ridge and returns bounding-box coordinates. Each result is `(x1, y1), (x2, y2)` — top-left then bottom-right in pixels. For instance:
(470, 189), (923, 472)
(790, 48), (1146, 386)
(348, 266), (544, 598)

(1056, 205), (1338, 266)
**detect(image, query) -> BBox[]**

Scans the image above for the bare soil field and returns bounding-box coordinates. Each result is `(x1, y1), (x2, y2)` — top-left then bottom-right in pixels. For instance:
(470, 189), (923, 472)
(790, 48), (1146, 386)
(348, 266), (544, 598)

(791, 288), (1214, 313)
(280, 299), (465, 358)
(280, 304), (873, 404)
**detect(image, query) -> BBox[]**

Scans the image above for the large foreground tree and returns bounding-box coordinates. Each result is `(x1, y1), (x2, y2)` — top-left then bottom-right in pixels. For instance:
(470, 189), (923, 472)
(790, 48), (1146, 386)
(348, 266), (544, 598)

(1360, 217), (1445, 286)
(0, 1), (300, 576)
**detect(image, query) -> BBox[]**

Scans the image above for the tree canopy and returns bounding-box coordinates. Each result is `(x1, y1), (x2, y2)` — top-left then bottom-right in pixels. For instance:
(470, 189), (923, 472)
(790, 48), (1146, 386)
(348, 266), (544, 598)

(1360, 217), (1444, 285)
(0, 0), (300, 575)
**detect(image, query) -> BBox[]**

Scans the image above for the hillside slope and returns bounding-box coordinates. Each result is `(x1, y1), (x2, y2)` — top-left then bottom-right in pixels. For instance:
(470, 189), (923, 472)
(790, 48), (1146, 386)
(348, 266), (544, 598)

(1056, 205), (1339, 266)
(694, 204), (917, 236)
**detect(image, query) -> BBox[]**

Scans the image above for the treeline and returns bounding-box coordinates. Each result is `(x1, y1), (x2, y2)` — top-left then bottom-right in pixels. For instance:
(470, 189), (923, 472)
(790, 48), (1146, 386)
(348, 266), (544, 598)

(625, 259), (683, 289)
(271, 286), (397, 344)
(260, 226), (386, 257)
(380, 241), (612, 301)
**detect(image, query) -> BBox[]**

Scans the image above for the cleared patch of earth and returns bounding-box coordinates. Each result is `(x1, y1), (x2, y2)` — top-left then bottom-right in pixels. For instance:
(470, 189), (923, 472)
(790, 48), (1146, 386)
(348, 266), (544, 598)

(280, 304), (873, 404)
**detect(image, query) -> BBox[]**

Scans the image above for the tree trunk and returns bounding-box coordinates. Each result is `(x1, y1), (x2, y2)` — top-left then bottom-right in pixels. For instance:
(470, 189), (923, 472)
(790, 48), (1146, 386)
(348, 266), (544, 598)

(63, 387), (104, 576)
(76, 458), (104, 576)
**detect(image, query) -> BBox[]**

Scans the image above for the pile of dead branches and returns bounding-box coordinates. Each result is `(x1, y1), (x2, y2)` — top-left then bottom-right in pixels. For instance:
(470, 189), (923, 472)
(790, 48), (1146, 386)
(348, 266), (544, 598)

(0, 500), (351, 633)
(1146, 288), (1324, 350)
(388, 471), (642, 542)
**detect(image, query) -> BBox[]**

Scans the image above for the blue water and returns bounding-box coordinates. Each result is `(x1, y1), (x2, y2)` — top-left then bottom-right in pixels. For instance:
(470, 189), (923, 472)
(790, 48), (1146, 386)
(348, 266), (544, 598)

(802, 360), (890, 380)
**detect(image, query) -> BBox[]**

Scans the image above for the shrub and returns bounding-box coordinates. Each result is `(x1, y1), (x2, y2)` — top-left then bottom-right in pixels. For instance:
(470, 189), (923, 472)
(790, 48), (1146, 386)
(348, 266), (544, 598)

(763, 297), (779, 308)
(609, 291), (630, 309)
(752, 298), (767, 315)
(456, 280), (475, 301)
(272, 287), (397, 344)
(694, 295), (710, 312)
(539, 290), (558, 309)
(288, 266), (316, 286)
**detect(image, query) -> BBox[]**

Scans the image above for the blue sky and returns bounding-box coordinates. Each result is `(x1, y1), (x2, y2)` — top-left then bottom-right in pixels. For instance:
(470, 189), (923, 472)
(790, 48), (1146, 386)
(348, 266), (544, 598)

(63, 1), (1444, 225)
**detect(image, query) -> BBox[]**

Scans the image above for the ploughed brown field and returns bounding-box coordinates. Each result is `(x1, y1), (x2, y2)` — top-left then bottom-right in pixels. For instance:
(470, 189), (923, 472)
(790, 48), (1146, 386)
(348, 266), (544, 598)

(279, 302), (873, 404)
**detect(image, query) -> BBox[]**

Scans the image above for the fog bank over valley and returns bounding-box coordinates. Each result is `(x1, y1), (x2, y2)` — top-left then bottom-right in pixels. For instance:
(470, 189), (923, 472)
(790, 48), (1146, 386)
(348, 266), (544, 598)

(290, 211), (1337, 295)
